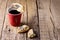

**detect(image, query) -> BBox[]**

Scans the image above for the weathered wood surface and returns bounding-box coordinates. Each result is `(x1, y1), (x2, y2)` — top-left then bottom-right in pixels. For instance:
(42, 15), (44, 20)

(0, 0), (7, 40)
(26, 0), (40, 40)
(51, 0), (60, 40)
(0, 0), (60, 40)
(37, 0), (56, 40)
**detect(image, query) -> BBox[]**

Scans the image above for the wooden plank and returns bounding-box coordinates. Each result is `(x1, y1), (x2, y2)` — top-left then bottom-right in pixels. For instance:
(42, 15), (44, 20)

(0, 0), (7, 39)
(1, 0), (18, 40)
(16, 0), (27, 40)
(26, 0), (40, 40)
(51, 0), (60, 29)
(1, 0), (27, 40)
(51, 0), (60, 40)
(37, 0), (57, 40)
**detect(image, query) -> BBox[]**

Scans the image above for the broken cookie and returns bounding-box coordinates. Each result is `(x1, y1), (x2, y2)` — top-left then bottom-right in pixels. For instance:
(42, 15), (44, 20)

(28, 29), (36, 38)
(17, 25), (30, 33)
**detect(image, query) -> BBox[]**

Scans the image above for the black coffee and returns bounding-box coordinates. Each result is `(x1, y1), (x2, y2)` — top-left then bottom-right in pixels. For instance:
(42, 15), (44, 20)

(9, 10), (20, 14)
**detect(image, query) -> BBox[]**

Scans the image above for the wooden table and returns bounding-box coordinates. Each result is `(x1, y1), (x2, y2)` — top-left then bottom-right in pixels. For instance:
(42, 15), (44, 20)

(0, 0), (60, 40)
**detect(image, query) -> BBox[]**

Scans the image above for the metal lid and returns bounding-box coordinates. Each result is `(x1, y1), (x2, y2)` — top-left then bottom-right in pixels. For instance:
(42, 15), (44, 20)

(8, 3), (24, 13)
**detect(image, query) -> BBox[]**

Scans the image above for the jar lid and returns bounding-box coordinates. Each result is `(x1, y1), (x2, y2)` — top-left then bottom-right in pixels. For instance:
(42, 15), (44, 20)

(8, 3), (24, 13)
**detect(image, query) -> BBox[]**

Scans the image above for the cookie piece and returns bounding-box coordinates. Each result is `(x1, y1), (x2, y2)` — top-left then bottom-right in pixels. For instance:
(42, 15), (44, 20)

(17, 25), (30, 33)
(28, 29), (36, 38)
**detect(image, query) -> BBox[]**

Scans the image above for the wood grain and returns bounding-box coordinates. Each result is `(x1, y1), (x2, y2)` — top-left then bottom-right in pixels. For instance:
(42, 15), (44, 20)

(37, 0), (56, 40)
(0, 0), (7, 39)
(51, 0), (60, 40)
(26, 0), (40, 40)
(0, 0), (60, 40)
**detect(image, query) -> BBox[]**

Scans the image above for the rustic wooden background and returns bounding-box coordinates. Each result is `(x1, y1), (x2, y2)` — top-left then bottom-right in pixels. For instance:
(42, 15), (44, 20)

(0, 0), (60, 40)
